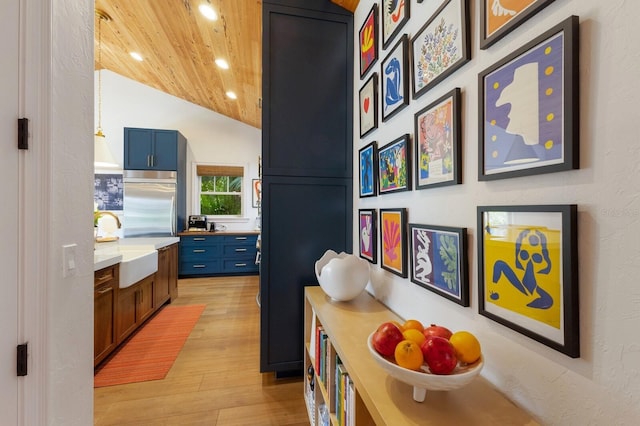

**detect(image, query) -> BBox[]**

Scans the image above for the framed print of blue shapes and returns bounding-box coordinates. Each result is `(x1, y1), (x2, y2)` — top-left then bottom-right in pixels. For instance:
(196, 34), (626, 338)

(359, 209), (378, 264)
(381, 34), (409, 122)
(94, 174), (123, 211)
(478, 15), (579, 181)
(411, 0), (470, 100)
(359, 73), (378, 138)
(382, 0), (410, 49)
(414, 87), (462, 190)
(409, 223), (469, 306)
(378, 134), (411, 195)
(359, 141), (378, 198)
(480, 0), (557, 50)
(477, 204), (579, 358)
(359, 3), (379, 78)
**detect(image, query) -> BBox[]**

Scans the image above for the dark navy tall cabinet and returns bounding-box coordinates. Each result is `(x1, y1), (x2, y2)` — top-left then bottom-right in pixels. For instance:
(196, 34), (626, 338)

(260, 0), (353, 376)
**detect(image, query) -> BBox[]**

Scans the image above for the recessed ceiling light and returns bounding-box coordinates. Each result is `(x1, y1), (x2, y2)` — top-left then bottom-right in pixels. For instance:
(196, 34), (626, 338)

(226, 91), (237, 100)
(199, 4), (218, 21)
(215, 58), (229, 69)
(130, 52), (144, 61)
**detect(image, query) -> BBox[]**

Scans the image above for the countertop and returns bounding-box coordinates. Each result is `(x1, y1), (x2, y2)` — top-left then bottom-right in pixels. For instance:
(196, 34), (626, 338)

(93, 237), (180, 271)
(177, 230), (260, 236)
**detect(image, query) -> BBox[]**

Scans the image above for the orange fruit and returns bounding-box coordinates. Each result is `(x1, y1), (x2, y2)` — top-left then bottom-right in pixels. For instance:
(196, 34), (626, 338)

(401, 319), (424, 333)
(449, 331), (481, 364)
(394, 340), (424, 371)
(402, 328), (426, 346)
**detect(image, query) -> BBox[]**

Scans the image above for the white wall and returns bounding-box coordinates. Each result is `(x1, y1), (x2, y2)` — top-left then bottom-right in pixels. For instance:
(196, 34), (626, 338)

(354, 0), (640, 424)
(95, 71), (262, 231)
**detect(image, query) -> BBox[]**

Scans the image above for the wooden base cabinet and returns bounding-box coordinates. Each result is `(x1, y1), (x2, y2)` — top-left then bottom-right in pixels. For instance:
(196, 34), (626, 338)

(304, 287), (539, 425)
(154, 244), (176, 307)
(116, 274), (155, 345)
(94, 265), (119, 367)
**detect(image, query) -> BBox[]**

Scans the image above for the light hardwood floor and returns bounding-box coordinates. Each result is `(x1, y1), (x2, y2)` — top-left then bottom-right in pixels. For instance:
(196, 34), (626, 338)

(94, 276), (309, 425)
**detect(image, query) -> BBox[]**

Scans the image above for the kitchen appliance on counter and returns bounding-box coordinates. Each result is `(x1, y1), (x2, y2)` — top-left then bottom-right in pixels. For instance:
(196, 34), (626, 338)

(123, 170), (185, 237)
(188, 215), (207, 231)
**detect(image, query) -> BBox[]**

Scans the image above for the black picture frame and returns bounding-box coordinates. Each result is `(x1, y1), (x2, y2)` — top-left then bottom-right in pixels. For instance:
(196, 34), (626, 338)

(477, 204), (579, 358)
(480, 0), (557, 50)
(359, 73), (379, 138)
(478, 16), (579, 181)
(409, 223), (469, 306)
(359, 141), (378, 198)
(380, 208), (408, 277)
(382, 0), (410, 49)
(410, 0), (470, 100)
(359, 3), (379, 78)
(378, 134), (411, 195)
(359, 209), (378, 264)
(414, 87), (462, 190)
(381, 34), (409, 122)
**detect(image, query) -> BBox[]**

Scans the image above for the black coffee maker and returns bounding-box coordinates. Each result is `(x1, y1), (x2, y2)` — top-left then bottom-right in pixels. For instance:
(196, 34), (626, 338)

(188, 215), (207, 231)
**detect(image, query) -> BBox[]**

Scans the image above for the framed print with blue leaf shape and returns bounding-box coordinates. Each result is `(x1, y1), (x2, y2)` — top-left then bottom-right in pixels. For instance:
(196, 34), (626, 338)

(381, 34), (409, 122)
(478, 16), (579, 181)
(477, 204), (579, 358)
(359, 141), (378, 198)
(409, 223), (468, 306)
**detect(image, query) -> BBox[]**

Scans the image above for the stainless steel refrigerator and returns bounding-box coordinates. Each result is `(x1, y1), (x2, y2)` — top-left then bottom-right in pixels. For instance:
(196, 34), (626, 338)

(123, 170), (184, 237)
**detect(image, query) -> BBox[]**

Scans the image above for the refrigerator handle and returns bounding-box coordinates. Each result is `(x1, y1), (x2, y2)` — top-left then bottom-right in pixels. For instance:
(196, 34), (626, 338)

(171, 195), (176, 236)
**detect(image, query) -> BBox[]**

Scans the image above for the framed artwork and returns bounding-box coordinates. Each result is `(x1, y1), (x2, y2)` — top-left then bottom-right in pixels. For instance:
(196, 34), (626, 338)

(359, 73), (378, 138)
(411, 0), (470, 100)
(478, 16), (579, 181)
(382, 0), (410, 49)
(378, 134), (411, 195)
(380, 208), (407, 277)
(359, 141), (378, 198)
(359, 3), (379, 78)
(414, 87), (462, 190)
(94, 174), (123, 211)
(252, 179), (262, 208)
(480, 0), (557, 50)
(359, 209), (378, 264)
(409, 223), (468, 306)
(381, 35), (409, 122)
(477, 204), (579, 358)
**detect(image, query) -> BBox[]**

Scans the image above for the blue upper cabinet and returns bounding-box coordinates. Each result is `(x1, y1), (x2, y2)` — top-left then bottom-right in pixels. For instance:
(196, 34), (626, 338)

(124, 127), (185, 171)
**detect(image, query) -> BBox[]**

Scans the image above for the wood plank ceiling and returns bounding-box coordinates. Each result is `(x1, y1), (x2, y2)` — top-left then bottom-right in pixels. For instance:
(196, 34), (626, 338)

(94, 1), (358, 130)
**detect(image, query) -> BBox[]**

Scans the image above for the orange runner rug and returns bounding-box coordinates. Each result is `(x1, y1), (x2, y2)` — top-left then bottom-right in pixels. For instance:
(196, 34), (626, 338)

(94, 304), (206, 387)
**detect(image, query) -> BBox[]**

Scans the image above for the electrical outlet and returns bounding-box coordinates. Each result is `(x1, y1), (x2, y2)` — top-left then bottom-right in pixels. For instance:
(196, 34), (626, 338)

(62, 244), (77, 277)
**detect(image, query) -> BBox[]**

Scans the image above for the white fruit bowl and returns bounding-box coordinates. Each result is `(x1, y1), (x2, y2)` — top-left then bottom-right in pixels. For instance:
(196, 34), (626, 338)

(367, 332), (484, 402)
(315, 250), (370, 302)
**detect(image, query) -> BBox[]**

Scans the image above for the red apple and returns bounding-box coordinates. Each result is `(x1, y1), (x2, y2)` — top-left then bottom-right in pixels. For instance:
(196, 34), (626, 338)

(372, 322), (404, 357)
(420, 336), (458, 375)
(423, 324), (453, 340)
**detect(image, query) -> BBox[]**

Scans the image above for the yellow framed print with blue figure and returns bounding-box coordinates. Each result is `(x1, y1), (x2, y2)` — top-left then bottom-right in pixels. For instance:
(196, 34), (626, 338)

(478, 16), (579, 181)
(477, 204), (579, 358)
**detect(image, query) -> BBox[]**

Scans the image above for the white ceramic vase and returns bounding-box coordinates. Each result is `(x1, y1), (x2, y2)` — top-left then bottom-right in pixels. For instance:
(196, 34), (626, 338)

(314, 249), (370, 302)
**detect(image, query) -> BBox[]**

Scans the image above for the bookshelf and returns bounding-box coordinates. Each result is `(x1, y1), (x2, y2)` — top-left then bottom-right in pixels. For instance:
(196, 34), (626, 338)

(303, 286), (540, 425)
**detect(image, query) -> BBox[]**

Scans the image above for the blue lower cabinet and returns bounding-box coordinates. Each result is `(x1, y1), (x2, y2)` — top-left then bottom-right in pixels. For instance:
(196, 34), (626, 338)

(179, 233), (259, 277)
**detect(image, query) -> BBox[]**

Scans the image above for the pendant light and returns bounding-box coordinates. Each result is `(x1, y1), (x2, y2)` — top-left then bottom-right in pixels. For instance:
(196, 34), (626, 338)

(94, 9), (119, 169)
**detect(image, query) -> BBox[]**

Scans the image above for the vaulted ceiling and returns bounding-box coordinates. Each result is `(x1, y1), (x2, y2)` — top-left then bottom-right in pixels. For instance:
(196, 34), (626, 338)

(94, 0), (359, 130)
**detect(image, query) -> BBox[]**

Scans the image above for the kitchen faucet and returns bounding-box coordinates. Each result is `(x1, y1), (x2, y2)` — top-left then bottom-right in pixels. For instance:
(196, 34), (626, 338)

(94, 211), (122, 229)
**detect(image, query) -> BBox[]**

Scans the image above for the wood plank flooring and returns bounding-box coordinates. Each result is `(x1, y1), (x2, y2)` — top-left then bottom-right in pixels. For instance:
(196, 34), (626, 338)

(94, 276), (309, 425)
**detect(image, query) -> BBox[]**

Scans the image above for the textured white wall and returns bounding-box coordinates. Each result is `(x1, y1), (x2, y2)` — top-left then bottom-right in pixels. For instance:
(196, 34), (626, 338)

(95, 71), (261, 230)
(354, 0), (640, 424)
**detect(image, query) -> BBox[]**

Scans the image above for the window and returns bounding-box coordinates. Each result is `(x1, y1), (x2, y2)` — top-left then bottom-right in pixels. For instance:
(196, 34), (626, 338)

(197, 165), (243, 216)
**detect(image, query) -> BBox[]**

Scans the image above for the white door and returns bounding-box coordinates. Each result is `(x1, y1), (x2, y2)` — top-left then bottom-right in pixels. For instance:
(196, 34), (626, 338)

(0, 0), (20, 423)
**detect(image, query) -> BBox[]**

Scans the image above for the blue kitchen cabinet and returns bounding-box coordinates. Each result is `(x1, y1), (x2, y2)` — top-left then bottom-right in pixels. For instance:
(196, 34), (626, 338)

(179, 233), (259, 277)
(124, 127), (186, 171)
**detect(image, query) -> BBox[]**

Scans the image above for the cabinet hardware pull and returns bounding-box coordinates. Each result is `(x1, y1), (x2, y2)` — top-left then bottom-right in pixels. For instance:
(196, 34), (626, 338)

(194, 237), (206, 241)
(96, 287), (112, 295)
(193, 264), (206, 268)
(193, 249), (206, 253)
(235, 263), (247, 267)
(235, 237), (247, 240)
(235, 248), (247, 252)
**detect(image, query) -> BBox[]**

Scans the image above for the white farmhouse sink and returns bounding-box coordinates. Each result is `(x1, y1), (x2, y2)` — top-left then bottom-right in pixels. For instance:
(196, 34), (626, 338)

(118, 246), (158, 289)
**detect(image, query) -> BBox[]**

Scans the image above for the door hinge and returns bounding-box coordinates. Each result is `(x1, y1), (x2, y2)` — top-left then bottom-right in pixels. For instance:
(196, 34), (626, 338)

(17, 343), (28, 376)
(18, 118), (29, 150)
